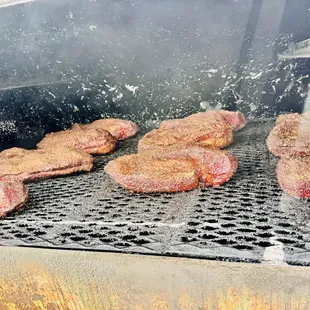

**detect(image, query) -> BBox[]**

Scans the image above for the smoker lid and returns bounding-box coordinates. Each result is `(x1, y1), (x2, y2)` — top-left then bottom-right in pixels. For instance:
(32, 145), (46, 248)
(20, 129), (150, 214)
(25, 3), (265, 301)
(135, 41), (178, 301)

(0, 119), (309, 266)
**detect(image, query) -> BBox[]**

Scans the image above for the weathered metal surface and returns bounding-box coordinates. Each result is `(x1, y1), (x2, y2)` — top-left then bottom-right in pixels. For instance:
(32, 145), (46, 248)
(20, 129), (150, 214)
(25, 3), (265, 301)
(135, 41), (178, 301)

(0, 246), (310, 310)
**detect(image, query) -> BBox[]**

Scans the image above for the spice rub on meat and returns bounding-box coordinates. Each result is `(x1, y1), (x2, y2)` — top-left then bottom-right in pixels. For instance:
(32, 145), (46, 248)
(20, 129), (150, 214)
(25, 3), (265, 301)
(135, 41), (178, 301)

(105, 144), (238, 193)
(138, 110), (246, 152)
(72, 118), (139, 140)
(267, 113), (310, 158)
(138, 122), (233, 152)
(37, 127), (116, 155)
(160, 110), (247, 132)
(0, 147), (93, 182)
(267, 113), (310, 198)
(0, 179), (28, 218)
(277, 152), (310, 199)
(106, 155), (198, 193)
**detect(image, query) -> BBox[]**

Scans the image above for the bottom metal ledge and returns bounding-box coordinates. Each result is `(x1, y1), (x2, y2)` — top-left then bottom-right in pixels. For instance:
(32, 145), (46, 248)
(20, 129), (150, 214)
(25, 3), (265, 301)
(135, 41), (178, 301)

(0, 246), (310, 310)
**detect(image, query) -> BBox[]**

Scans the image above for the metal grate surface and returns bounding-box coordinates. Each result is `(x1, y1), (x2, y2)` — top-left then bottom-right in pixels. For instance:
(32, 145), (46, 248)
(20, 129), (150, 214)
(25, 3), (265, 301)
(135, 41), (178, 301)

(1, 120), (310, 265)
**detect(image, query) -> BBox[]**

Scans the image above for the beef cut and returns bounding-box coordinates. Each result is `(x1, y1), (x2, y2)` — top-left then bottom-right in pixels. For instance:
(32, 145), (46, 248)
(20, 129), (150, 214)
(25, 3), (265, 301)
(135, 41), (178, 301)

(275, 112), (310, 125)
(277, 152), (310, 198)
(267, 114), (310, 157)
(0, 147), (93, 182)
(105, 155), (198, 193)
(105, 144), (238, 193)
(160, 110), (247, 131)
(138, 110), (246, 152)
(37, 127), (116, 155)
(138, 122), (233, 152)
(0, 179), (28, 217)
(72, 118), (139, 140)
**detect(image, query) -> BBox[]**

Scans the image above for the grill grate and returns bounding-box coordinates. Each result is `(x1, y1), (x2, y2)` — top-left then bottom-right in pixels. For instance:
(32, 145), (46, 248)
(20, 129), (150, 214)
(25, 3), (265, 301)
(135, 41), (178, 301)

(1, 120), (310, 265)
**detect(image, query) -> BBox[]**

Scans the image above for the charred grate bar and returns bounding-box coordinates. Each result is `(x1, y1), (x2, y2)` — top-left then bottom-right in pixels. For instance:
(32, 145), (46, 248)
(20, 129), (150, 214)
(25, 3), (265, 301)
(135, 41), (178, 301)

(0, 119), (310, 266)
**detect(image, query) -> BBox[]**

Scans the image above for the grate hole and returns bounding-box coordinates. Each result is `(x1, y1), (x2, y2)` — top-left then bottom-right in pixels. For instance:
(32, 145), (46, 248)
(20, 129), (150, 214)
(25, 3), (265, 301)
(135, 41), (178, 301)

(101, 238), (117, 243)
(181, 237), (197, 242)
(274, 230), (290, 235)
(239, 221), (252, 226)
(277, 238), (296, 244)
(256, 232), (273, 238)
(232, 244), (254, 250)
(42, 225), (53, 228)
(14, 233), (29, 238)
(256, 225), (272, 230)
(254, 241), (274, 247)
(278, 223), (293, 228)
(79, 230), (93, 234)
(244, 236), (257, 242)
(214, 239), (236, 245)
(16, 224), (27, 227)
(34, 231), (47, 236)
(186, 229), (198, 234)
(89, 233), (106, 238)
(70, 236), (86, 241)
(205, 219), (218, 223)
(237, 228), (256, 233)
(257, 218), (268, 223)
(108, 230), (120, 235)
(222, 223), (236, 228)
(140, 231), (155, 236)
(201, 226), (216, 231)
(133, 239), (150, 245)
(218, 231), (235, 236)
(122, 235), (136, 241)
(114, 242), (131, 247)
(201, 234), (217, 240)
(61, 232), (75, 237)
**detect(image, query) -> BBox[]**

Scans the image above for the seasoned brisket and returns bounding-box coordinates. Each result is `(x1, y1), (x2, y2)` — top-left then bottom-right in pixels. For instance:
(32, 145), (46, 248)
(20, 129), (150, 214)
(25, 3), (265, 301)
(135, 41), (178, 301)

(0, 179), (28, 217)
(138, 122), (233, 152)
(160, 110), (247, 131)
(37, 127), (116, 155)
(277, 152), (310, 198)
(72, 118), (139, 140)
(267, 114), (310, 157)
(0, 147), (93, 182)
(105, 144), (237, 193)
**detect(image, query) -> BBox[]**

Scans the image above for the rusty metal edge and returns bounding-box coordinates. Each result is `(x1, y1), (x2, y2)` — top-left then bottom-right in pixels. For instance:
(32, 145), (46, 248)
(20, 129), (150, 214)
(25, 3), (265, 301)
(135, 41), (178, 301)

(0, 246), (310, 310)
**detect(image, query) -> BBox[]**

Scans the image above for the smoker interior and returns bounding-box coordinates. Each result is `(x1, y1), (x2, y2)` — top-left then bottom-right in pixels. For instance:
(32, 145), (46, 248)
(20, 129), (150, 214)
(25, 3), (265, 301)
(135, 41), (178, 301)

(0, 120), (309, 266)
(0, 0), (310, 270)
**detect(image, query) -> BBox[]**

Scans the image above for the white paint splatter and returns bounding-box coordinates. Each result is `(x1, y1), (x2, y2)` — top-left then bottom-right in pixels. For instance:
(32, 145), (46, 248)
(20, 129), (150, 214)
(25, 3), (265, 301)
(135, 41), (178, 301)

(125, 84), (139, 95)
(200, 101), (210, 110)
(48, 92), (56, 99)
(89, 25), (98, 31)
